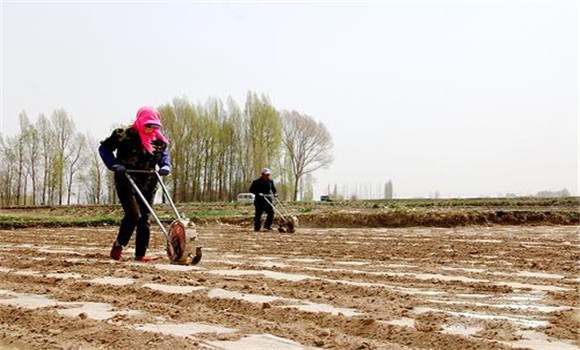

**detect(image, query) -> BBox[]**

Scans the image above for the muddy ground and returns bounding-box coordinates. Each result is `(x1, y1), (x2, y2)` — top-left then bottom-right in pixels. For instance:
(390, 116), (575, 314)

(0, 225), (578, 349)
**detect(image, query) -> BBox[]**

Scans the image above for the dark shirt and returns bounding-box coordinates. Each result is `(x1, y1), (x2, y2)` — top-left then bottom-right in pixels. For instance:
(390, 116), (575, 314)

(249, 177), (277, 206)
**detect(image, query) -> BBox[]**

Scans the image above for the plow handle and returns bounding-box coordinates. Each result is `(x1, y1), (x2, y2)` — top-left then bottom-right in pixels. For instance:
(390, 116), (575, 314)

(125, 169), (182, 220)
(260, 194), (287, 221)
(274, 197), (291, 216)
(124, 172), (170, 243)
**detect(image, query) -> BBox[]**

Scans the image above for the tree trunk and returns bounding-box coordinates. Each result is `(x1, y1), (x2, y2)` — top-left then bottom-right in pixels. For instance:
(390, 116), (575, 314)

(293, 175), (300, 202)
(67, 169), (74, 205)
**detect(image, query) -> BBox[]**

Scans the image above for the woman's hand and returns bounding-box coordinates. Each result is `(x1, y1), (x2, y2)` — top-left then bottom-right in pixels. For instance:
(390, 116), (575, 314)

(111, 164), (126, 175)
(158, 165), (171, 176)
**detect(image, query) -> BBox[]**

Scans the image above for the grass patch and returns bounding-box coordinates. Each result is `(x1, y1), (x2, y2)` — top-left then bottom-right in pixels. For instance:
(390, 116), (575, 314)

(187, 209), (240, 218)
(0, 215), (119, 229)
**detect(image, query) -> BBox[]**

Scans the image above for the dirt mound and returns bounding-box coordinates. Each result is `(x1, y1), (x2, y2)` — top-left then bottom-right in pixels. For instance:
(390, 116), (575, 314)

(477, 320), (521, 341)
(415, 312), (448, 332)
(196, 209), (580, 229)
(298, 210), (579, 228)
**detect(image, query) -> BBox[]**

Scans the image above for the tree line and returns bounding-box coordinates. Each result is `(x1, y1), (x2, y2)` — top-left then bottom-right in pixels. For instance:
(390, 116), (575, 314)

(325, 180), (394, 201)
(0, 92), (333, 206)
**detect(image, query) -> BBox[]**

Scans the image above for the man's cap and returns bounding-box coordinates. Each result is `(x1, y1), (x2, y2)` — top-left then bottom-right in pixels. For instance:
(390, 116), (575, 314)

(262, 168), (271, 175)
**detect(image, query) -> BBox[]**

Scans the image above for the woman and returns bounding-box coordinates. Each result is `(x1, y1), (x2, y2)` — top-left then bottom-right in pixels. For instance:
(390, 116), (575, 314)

(99, 106), (171, 262)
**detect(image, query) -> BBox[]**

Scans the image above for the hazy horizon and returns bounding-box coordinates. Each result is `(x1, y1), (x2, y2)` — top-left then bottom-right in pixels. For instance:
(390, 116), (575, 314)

(2, 2), (578, 199)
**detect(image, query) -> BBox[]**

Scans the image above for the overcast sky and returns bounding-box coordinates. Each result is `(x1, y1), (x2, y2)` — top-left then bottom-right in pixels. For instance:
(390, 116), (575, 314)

(1, 1), (578, 198)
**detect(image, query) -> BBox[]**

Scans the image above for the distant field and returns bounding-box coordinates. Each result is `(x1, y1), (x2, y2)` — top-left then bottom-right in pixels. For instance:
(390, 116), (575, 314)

(0, 197), (578, 229)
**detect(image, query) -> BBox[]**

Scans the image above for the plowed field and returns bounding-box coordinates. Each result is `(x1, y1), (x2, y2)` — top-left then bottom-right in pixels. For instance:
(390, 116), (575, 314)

(0, 225), (578, 349)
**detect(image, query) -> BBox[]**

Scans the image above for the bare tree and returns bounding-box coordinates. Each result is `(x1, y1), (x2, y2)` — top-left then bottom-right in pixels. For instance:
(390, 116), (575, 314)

(0, 135), (18, 205)
(51, 109), (75, 205)
(15, 112), (30, 205)
(82, 135), (105, 204)
(65, 133), (86, 204)
(21, 115), (40, 205)
(281, 110), (333, 201)
(36, 114), (54, 205)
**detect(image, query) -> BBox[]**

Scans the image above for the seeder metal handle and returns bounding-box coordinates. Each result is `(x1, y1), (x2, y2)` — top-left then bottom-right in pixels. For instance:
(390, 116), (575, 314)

(260, 194), (287, 222)
(124, 172), (170, 241)
(274, 197), (291, 216)
(126, 169), (182, 220)
(125, 169), (155, 174)
(153, 171), (182, 220)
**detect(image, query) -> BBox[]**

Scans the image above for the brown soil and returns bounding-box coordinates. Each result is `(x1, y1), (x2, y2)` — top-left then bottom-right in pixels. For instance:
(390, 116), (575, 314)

(415, 312), (448, 332)
(545, 310), (580, 341)
(296, 210), (580, 228)
(0, 225), (578, 349)
(477, 320), (522, 341)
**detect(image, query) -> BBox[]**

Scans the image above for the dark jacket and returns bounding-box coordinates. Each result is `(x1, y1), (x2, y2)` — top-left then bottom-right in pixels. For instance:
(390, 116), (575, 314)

(99, 126), (170, 191)
(249, 177), (277, 206)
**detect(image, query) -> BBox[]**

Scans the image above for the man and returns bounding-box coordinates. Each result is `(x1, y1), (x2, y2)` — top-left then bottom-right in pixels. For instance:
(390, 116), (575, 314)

(249, 168), (278, 231)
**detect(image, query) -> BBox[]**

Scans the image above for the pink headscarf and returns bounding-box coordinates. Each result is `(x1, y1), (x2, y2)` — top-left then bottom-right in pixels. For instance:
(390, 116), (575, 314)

(132, 106), (169, 154)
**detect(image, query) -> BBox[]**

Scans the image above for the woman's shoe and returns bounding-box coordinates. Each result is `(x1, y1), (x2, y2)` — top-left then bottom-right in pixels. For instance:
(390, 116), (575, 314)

(110, 242), (123, 260)
(135, 256), (154, 263)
